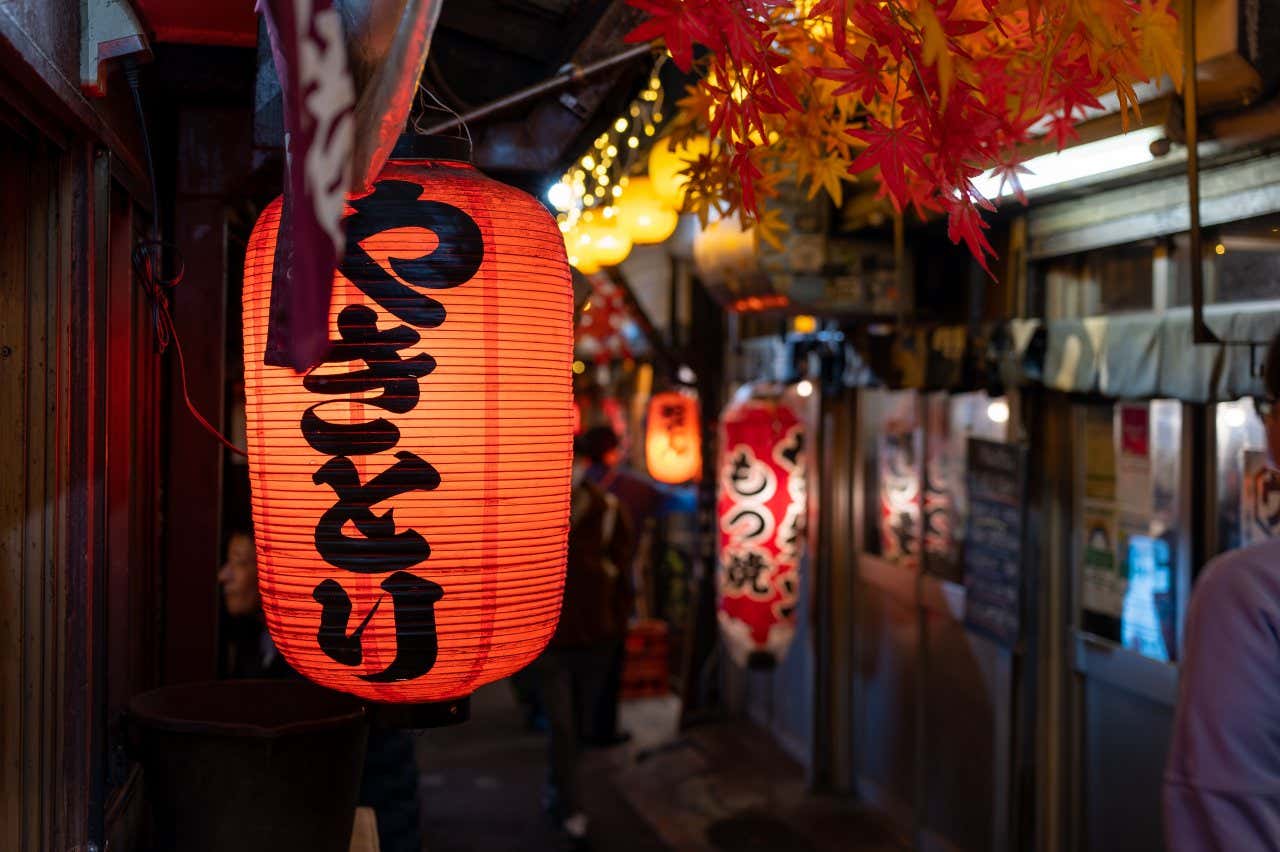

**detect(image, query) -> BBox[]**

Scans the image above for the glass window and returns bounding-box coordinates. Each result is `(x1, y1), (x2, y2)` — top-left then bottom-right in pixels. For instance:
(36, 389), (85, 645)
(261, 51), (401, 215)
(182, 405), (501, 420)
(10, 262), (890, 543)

(1043, 242), (1156, 320)
(1078, 400), (1183, 662)
(1171, 213), (1280, 307)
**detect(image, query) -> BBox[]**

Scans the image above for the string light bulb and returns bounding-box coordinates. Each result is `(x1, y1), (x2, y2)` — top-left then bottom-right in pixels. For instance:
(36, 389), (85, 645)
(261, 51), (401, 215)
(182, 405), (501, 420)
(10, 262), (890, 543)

(551, 56), (671, 248)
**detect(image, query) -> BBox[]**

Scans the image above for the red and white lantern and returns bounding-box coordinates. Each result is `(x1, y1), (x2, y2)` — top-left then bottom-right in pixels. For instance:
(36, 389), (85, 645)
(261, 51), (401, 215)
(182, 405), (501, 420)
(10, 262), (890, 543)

(716, 390), (807, 668)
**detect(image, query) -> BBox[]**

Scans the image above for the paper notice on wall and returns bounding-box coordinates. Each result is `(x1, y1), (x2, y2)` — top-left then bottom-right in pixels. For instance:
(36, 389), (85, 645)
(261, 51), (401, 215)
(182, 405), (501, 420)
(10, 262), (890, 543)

(1082, 510), (1124, 617)
(1084, 406), (1116, 503)
(1241, 449), (1280, 545)
(1116, 404), (1153, 520)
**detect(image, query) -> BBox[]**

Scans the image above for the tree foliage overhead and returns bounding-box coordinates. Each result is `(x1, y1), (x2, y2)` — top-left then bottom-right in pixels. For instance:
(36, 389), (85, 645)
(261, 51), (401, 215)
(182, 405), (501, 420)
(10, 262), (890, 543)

(626, 0), (1182, 270)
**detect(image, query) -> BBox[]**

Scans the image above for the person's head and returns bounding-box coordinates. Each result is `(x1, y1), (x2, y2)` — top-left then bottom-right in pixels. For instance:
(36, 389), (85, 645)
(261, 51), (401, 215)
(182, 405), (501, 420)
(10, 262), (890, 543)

(218, 530), (260, 617)
(579, 425), (621, 469)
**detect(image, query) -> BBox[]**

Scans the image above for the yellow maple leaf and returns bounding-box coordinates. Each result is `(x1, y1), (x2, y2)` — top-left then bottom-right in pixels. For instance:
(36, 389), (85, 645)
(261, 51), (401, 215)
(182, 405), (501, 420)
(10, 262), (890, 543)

(1132, 0), (1183, 91)
(800, 151), (851, 207)
(1113, 75), (1143, 131)
(751, 206), (789, 252)
(916, 2), (954, 106)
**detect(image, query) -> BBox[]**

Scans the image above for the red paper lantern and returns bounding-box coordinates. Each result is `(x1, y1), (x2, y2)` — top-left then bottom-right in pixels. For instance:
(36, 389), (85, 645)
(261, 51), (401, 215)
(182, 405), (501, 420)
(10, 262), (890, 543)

(242, 157), (573, 702)
(716, 393), (806, 668)
(645, 391), (701, 484)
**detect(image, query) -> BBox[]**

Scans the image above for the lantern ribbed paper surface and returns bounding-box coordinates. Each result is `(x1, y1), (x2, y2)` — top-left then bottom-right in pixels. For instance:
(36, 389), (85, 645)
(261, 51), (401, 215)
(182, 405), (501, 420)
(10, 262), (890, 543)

(243, 159), (573, 702)
(716, 395), (806, 668)
(645, 391), (701, 484)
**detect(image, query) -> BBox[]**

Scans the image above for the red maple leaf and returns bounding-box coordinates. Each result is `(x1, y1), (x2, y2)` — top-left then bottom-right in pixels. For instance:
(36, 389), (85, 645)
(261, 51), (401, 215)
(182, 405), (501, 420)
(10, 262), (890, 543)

(731, 144), (765, 213)
(810, 44), (887, 104)
(625, 0), (705, 71)
(846, 118), (931, 209)
(989, 151), (1033, 204)
(1046, 110), (1079, 150)
(808, 0), (849, 52)
(946, 197), (996, 276)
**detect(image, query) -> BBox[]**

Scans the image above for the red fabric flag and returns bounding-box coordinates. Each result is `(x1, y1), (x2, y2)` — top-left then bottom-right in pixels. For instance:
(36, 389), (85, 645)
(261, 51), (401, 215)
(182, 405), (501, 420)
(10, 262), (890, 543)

(258, 0), (355, 369)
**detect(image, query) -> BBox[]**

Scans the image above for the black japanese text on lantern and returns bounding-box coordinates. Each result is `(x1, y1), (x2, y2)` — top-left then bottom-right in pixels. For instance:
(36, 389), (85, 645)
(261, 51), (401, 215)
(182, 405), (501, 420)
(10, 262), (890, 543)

(299, 180), (484, 683)
(722, 445), (777, 599)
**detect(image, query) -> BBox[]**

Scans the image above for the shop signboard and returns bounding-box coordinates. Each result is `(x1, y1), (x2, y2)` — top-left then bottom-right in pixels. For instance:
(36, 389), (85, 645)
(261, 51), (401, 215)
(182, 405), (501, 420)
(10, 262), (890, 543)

(1241, 449), (1280, 545)
(963, 438), (1026, 646)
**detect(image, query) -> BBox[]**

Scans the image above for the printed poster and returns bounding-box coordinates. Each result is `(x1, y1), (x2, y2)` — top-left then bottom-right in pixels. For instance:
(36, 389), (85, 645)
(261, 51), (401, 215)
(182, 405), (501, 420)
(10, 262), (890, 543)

(1081, 511), (1124, 617)
(1241, 449), (1280, 545)
(1083, 406), (1116, 503)
(1116, 404), (1153, 520)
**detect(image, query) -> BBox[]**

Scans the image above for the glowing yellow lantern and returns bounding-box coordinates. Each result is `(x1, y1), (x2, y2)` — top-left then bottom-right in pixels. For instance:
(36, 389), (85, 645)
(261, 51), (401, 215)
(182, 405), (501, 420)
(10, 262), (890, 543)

(564, 223), (602, 274)
(692, 215), (757, 285)
(580, 219), (633, 267)
(647, 136), (711, 209)
(615, 177), (679, 245)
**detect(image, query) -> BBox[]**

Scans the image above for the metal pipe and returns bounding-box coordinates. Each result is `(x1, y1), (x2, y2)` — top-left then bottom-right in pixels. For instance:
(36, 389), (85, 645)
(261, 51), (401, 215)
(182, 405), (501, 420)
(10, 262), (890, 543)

(1184, 0), (1219, 344)
(420, 43), (655, 136)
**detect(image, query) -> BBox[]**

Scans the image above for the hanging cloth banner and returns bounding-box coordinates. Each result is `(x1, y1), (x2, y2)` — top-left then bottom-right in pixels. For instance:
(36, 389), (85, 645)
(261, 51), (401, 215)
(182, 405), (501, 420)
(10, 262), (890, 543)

(258, 0), (356, 369)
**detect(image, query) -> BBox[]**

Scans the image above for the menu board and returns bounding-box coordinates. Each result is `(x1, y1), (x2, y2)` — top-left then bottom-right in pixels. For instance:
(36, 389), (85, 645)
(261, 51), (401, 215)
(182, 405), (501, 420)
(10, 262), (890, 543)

(963, 438), (1027, 646)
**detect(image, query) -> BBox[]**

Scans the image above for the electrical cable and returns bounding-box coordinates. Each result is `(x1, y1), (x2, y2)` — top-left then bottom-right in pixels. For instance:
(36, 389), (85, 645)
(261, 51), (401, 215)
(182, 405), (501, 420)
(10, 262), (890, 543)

(124, 58), (248, 458)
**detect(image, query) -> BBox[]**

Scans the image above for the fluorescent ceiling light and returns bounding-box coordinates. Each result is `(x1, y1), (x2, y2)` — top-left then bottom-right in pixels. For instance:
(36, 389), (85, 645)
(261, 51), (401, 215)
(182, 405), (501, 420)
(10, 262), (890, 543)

(973, 126), (1168, 201)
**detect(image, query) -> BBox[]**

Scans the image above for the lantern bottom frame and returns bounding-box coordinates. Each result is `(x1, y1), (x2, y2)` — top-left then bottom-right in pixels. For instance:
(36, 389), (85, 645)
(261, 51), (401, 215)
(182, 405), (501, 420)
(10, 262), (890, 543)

(368, 696), (471, 729)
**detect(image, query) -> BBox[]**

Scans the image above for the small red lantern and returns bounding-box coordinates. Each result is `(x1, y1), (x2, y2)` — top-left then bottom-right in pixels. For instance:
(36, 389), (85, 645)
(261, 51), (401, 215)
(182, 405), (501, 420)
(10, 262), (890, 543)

(716, 391), (806, 668)
(645, 391), (701, 484)
(243, 156), (573, 702)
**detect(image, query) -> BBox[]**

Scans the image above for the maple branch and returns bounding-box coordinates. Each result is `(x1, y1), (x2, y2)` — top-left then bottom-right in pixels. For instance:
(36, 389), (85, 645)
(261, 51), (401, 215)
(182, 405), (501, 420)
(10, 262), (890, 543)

(884, 0), (935, 123)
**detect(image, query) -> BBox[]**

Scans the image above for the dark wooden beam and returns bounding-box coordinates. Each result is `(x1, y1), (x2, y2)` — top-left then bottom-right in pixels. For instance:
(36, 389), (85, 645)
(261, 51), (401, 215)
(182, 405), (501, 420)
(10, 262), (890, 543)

(161, 105), (251, 684)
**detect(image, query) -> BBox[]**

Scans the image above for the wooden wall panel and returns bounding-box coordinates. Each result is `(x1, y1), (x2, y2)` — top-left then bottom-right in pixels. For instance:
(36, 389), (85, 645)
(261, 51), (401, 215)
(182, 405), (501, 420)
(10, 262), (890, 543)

(0, 121), (72, 852)
(0, 125), (34, 852)
(0, 107), (162, 851)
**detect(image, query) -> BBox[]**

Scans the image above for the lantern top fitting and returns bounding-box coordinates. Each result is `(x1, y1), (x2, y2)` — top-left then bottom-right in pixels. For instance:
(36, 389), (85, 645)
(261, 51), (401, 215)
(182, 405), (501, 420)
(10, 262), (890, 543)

(390, 132), (473, 164)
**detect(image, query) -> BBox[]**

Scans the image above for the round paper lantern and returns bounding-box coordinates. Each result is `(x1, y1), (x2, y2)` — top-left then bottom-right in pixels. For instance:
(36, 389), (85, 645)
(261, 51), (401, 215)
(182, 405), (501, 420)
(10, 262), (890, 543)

(645, 391), (701, 484)
(648, 135), (712, 208)
(717, 391), (807, 668)
(242, 156), (573, 703)
(580, 218), (633, 267)
(564, 222), (601, 274)
(692, 215), (758, 287)
(615, 177), (679, 245)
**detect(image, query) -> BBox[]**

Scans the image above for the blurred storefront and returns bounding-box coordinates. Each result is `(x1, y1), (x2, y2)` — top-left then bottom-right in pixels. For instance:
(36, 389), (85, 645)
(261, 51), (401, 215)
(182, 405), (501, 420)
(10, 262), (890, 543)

(6, 1), (1280, 851)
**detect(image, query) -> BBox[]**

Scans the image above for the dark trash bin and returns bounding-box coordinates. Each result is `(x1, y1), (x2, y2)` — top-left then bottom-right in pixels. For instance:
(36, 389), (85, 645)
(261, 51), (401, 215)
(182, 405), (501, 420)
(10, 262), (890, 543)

(129, 679), (369, 852)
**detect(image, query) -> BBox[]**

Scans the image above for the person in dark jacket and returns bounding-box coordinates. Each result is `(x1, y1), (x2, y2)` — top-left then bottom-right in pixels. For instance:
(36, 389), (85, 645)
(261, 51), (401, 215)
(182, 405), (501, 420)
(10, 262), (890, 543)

(538, 430), (635, 846)
(578, 425), (644, 747)
(1164, 328), (1280, 849)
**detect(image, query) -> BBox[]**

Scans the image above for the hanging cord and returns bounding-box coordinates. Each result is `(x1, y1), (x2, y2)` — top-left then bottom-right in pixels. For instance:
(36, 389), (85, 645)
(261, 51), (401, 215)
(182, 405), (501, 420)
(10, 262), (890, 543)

(412, 83), (474, 158)
(124, 59), (248, 458)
